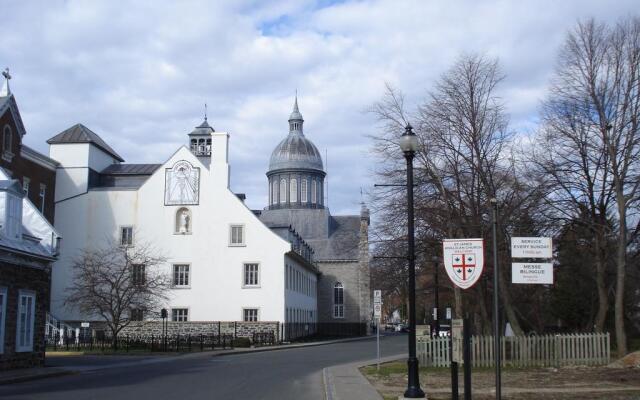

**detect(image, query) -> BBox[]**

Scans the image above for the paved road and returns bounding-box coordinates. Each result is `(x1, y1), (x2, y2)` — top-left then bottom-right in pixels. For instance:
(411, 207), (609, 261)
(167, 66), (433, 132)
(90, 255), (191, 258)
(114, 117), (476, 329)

(0, 334), (406, 400)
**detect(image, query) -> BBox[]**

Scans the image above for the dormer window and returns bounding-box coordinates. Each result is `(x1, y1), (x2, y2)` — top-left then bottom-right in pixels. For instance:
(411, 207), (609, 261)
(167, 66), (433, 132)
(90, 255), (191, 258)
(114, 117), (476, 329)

(6, 193), (22, 240)
(0, 180), (24, 240)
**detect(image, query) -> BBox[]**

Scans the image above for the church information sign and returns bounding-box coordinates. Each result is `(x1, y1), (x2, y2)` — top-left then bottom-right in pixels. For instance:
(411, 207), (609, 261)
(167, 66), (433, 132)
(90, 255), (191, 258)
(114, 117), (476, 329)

(442, 239), (484, 289)
(511, 237), (552, 259)
(512, 262), (553, 284)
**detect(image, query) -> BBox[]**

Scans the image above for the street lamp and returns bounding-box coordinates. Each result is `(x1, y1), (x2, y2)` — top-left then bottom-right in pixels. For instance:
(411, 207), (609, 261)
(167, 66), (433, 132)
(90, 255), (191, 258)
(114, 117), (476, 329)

(399, 124), (425, 399)
(432, 256), (440, 338)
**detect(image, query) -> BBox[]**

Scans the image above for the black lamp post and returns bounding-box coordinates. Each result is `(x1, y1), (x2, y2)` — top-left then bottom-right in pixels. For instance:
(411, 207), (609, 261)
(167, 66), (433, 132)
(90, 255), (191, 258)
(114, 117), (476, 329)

(432, 256), (440, 338)
(399, 124), (425, 399)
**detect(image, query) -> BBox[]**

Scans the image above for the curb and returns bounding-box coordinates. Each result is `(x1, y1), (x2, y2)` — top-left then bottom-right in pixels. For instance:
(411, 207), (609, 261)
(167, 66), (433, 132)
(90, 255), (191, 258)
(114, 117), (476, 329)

(212, 335), (377, 358)
(0, 368), (77, 385)
(322, 354), (407, 400)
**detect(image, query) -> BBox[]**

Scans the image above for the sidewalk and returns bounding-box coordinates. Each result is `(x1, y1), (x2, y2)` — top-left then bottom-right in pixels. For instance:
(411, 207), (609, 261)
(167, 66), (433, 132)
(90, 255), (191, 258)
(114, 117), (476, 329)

(0, 335), (377, 385)
(323, 354), (406, 400)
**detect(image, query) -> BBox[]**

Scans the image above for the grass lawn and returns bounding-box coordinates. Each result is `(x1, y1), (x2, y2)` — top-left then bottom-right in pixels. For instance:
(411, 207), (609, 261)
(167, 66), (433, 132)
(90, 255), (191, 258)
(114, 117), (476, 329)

(361, 360), (640, 400)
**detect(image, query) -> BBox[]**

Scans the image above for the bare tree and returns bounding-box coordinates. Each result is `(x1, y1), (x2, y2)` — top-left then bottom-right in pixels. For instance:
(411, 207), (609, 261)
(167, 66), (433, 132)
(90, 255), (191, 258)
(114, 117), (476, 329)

(369, 55), (536, 335)
(544, 18), (640, 355)
(65, 241), (170, 348)
(534, 87), (615, 333)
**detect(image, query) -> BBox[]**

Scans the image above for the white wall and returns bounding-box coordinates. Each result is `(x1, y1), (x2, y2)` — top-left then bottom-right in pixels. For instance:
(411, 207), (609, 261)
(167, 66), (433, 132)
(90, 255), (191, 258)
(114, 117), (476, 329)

(284, 258), (318, 323)
(51, 141), (313, 324)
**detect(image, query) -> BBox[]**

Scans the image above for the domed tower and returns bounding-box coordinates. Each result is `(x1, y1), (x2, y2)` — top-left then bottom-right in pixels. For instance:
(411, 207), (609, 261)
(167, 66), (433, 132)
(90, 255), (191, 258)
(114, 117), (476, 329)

(267, 97), (325, 210)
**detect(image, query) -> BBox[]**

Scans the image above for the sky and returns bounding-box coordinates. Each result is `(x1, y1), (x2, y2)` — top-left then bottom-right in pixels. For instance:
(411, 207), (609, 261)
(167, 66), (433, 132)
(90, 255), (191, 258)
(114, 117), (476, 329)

(1, 0), (637, 216)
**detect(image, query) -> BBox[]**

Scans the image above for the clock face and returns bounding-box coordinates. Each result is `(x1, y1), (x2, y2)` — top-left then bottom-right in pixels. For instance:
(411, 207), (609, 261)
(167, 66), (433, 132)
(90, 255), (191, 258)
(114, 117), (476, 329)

(165, 160), (200, 205)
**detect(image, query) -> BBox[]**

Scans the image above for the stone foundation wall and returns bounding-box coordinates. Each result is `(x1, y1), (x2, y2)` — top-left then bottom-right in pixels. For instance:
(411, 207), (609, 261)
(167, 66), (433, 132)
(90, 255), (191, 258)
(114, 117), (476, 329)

(0, 260), (51, 371)
(100, 321), (281, 341)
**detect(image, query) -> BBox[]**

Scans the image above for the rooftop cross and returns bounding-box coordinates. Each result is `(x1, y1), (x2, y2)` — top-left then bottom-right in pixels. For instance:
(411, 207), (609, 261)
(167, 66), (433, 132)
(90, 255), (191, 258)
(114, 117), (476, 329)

(0, 67), (11, 96)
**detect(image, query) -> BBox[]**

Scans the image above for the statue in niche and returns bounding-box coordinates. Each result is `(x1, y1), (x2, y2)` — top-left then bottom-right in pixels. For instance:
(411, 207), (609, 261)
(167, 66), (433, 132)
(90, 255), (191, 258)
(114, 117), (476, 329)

(178, 209), (190, 233)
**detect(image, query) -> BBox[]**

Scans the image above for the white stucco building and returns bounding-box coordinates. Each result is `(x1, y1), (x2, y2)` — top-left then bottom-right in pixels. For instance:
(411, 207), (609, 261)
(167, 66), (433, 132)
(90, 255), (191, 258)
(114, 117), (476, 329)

(48, 119), (318, 326)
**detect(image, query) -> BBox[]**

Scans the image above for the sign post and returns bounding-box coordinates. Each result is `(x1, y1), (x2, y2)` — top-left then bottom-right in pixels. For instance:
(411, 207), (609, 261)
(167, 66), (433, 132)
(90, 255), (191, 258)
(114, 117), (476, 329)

(511, 237), (552, 258)
(442, 239), (485, 289)
(511, 237), (554, 285)
(373, 290), (382, 371)
(450, 315), (459, 400)
(512, 262), (553, 284)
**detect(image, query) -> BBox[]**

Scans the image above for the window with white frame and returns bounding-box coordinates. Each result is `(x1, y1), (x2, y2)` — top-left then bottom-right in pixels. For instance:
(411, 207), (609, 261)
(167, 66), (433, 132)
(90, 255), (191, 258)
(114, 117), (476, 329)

(279, 178), (286, 203)
(22, 177), (29, 196)
(39, 184), (46, 213)
(173, 264), (190, 287)
(0, 287), (6, 354)
(290, 178), (297, 203)
(301, 179), (308, 203)
(311, 179), (317, 204)
(229, 225), (244, 246)
(132, 264), (146, 286)
(317, 180), (322, 205)
(171, 308), (188, 322)
(243, 308), (258, 322)
(120, 226), (133, 246)
(16, 290), (35, 352)
(333, 282), (344, 318)
(243, 263), (259, 287)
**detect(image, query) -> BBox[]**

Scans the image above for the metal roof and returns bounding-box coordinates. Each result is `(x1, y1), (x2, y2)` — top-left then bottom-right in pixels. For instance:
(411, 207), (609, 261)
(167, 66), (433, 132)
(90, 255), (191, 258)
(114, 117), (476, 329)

(269, 98), (323, 172)
(47, 123), (124, 162)
(101, 164), (161, 175)
(268, 132), (324, 172)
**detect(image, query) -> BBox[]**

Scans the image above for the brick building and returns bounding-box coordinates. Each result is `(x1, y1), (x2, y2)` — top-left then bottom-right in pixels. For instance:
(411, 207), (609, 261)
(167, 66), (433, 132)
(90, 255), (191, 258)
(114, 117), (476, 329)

(0, 71), (58, 224)
(0, 72), (61, 369)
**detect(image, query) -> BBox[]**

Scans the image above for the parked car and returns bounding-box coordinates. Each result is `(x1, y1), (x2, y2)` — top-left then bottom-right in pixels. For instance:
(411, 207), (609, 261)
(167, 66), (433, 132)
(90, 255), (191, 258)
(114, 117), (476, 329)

(395, 323), (409, 332)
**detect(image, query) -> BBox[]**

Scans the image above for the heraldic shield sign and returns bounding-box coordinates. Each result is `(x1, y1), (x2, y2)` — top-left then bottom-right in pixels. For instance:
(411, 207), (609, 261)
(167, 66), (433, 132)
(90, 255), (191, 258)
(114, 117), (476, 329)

(442, 238), (485, 289)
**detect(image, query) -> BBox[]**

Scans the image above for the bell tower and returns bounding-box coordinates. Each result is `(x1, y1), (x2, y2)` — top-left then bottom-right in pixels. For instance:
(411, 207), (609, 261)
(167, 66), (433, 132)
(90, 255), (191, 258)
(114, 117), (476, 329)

(188, 105), (214, 158)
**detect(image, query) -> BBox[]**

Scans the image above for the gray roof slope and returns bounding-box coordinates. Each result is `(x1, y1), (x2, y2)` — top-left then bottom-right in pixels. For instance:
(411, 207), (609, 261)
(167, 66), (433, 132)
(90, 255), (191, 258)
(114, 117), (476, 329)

(89, 164), (161, 190)
(306, 215), (361, 261)
(47, 123), (124, 162)
(101, 164), (161, 175)
(0, 179), (57, 260)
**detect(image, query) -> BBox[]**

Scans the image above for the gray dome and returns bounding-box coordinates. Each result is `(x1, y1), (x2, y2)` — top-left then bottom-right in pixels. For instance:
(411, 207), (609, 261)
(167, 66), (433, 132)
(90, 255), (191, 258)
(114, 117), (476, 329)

(268, 132), (324, 172)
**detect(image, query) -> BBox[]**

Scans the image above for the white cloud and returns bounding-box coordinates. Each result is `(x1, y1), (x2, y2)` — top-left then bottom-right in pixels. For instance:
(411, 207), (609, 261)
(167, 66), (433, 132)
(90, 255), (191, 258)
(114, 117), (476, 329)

(0, 0), (637, 216)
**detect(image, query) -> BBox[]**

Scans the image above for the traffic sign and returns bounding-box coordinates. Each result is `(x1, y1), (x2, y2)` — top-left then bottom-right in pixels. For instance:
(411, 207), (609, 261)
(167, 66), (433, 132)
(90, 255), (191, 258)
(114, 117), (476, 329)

(373, 289), (382, 304)
(373, 303), (382, 318)
(443, 239), (485, 289)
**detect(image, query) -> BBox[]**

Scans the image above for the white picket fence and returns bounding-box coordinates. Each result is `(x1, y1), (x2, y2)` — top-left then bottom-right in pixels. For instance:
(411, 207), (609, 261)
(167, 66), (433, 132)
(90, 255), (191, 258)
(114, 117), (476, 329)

(417, 332), (610, 368)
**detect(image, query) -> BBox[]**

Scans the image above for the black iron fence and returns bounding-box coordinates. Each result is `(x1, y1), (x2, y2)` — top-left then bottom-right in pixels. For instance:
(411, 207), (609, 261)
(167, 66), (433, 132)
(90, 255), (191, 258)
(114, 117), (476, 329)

(252, 331), (276, 347)
(46, 333), (235, 352)
(282, 322), (367, 342)
(46, 322), (368, 351)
